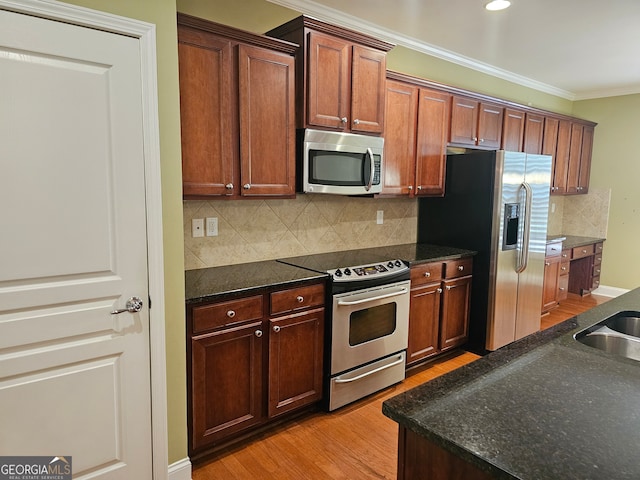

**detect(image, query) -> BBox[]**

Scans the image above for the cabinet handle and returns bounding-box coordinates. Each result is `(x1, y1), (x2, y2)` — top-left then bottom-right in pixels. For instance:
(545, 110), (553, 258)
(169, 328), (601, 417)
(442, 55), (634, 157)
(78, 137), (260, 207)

(457, 265), (464, 271)
(445, 285), (452, 290)
(296, 295), (304, 303)
(225, 183), (233, 190)
(340, 117), (348, 124)
(255, 330), (263, 338)
(353, 119), (360, 125)
(243, 183), (251, 190)
(437, 288), (443, 294)
(551, 247), (559, 251)
(273, 325), (281, 333)
(424, 272), (431, 277)
(226, 310), (236, 318)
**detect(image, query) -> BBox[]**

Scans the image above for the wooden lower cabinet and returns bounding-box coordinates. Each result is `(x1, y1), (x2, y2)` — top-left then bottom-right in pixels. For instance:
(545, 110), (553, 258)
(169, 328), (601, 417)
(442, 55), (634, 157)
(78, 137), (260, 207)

(187, 281), (325, 456)
(408, 258), (473, 366)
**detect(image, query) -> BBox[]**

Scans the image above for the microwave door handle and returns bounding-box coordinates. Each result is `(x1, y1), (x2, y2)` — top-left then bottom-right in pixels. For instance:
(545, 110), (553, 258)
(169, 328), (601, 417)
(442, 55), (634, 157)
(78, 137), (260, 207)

(365, 148), (374, 192)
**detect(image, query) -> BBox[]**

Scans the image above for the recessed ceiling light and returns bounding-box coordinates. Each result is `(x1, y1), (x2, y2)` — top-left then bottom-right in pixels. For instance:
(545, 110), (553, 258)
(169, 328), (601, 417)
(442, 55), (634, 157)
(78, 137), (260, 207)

(485, 0), (511, 11)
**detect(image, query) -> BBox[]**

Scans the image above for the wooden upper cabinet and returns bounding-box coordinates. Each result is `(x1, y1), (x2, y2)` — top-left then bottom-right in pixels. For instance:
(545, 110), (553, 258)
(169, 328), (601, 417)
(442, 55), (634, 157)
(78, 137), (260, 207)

(566, 122), (584, 194)
(550, 119), (572, 195)
(502, 108), (525, 151)
(415, 88), (451, 196)
(238, 45), (296, 196)
(383, 74), (450, 197)
(523, 113), (545, 154)
(450, 96), (503, 148)
(267, 16), (393, 135)
(177, 14), (297, 199)
(178, 26), (234, 197)
(307, 32), (386, 133)
(307, 31), (350, 130)
(383, 80), (418, 195)
(578, 125), (594, 194)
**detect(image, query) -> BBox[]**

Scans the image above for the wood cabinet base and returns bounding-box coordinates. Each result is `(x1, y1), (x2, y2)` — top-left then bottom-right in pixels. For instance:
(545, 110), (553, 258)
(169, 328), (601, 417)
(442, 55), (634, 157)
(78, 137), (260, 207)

(398, 426), (494, 480)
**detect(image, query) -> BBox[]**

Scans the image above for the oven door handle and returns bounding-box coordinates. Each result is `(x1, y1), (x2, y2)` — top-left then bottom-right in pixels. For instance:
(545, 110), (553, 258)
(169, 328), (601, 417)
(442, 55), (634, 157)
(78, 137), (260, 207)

(337, 287), (409, 306)
(334, 354), (405, 384)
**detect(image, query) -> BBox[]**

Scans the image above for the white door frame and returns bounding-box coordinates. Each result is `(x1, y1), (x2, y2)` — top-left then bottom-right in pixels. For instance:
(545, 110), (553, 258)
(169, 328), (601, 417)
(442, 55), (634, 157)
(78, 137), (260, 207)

(0, 1), (169, 479)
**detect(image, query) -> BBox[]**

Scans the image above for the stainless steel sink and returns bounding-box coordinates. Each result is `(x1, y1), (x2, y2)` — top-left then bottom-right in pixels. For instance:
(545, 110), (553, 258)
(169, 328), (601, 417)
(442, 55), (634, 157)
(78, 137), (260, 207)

(574, 311), (640, 362)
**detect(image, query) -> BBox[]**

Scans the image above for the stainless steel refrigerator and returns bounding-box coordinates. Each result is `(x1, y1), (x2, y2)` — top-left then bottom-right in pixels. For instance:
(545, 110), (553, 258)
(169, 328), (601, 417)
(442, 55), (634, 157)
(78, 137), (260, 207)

(418, 150), (552, 352)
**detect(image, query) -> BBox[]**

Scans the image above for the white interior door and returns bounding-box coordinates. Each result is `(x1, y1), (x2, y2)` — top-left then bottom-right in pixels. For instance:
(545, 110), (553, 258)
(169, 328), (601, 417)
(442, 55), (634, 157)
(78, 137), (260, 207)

(0, 8), (153, 479)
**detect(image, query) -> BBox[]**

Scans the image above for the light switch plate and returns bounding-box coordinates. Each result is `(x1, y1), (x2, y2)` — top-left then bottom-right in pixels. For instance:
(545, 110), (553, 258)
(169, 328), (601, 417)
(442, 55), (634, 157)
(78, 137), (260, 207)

(192, 218), (204, 238)
(206, 217), (218, 237)
(376, 210), (384, 225)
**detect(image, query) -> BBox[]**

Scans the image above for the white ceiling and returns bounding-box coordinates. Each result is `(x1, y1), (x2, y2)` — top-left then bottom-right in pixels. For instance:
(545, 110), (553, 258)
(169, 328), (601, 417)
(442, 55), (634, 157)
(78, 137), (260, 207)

(267, 0), (640, 100)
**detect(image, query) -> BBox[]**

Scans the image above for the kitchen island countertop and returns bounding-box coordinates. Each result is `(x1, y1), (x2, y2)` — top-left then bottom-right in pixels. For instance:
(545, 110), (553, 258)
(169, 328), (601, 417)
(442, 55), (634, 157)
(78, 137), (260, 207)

(383, 287), (640, 480)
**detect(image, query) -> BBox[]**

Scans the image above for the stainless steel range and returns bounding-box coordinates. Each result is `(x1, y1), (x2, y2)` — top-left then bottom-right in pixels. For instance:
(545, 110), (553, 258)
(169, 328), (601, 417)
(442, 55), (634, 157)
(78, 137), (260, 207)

(279, 250), (410, 411)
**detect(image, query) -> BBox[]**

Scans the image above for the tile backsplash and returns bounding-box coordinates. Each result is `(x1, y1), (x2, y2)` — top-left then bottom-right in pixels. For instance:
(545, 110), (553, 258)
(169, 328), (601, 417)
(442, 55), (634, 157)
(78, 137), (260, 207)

(184, 195), (418, 270)
(547, 187), (611, 238)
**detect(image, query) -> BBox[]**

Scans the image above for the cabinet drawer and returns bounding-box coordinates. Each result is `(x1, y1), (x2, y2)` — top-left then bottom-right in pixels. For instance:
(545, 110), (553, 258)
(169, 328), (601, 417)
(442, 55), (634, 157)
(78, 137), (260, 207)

(595, 242), (604, 254)
(560, 261), (570, 276)
(410, 262), (443, 287)
(270, 283), (325, 316)
(558, 274), (569, 300)
(592, 276), (601, 290)
(572, 244), (594, 259)
(193, 295), (264, 334)
(444, 257), (473, 279)
(560, 248), (571, 261)
(593, 264), (602, 277)
(545, 242), (563, 258)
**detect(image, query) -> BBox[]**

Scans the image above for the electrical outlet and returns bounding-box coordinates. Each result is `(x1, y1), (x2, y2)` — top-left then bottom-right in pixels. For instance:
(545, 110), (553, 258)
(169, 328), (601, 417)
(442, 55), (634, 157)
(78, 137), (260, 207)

(376, 210), (384, 225)
(192, 218), (204, 238)
(206, 217), (218, 237)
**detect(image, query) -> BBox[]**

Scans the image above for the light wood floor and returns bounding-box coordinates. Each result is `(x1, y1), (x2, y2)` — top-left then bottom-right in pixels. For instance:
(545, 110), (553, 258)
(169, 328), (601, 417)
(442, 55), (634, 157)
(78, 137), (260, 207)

(193, 293), (610, 480)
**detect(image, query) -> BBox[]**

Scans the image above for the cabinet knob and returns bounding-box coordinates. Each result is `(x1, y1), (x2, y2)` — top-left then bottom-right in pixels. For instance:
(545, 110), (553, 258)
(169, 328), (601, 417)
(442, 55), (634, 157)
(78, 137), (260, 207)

(273, 325), (281, 333)
(561, 266), (567, 271)
(480, 138), (485, 143)
(255, 330), (263, 338)
(582, 249), (587, 254)
(408, 185), (413, 191)
(562, 253), (568, 258)
(417, 186), (423, 191)
(445, 285), (452, 290)
(437, 288), (443, 294)
(341, 117), (348, 124)
(225, 183), (233, 190)
(424, 272), (431, 277)
(296, 295), (304, 303)
(353, 119), (360, 125)
(559, 287), (566, 291)
(457, 265), (464, 271)
(595, 269), (601, 274)
(243, 183), (251, 190)
(226, 310), (236, 318)
(545, 262), (550, 266)
(597, 257), (602, 262)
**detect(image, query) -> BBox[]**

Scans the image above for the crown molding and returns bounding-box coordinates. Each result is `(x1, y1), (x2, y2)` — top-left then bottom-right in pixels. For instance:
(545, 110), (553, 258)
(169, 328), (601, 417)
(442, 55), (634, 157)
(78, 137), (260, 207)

(573, 85), (640, 101)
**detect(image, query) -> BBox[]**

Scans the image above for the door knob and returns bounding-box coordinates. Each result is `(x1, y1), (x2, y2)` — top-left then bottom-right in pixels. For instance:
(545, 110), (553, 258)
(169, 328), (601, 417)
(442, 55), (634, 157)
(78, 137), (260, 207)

(111, 296), (143, 315)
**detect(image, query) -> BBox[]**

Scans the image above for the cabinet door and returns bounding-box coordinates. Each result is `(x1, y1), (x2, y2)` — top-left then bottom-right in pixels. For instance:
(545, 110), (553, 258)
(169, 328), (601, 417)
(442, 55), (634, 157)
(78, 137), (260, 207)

(542, 256), (561, 313)
(238, 45), (296, 196)
(553, 120), (571, 195)
(415, 89), (451, 196)
(542, 117), (559, 193)
(450, 96), (478, 146)
(566, 123), (584, 194)
(268, 308), (324, 418)
(178, 27), (235, 197)
(439, 276), (472, 351)
(502, 108), (525, 151)
(523, 113), (544, 154)
(408, 282), (441, 365)
(578, 125), (594, 194)
(307, 31), (350, 130)
(478, 103), (504, 148)
(351, 44), (386, 133)
(383, 80), (418, 195)
(191, 322), (264, 450)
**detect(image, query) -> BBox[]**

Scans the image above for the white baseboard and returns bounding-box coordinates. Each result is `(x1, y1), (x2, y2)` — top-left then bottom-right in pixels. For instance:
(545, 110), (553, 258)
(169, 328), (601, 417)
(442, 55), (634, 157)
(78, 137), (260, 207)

(168, 458), (192, 480)
(592, 284), (629, 298)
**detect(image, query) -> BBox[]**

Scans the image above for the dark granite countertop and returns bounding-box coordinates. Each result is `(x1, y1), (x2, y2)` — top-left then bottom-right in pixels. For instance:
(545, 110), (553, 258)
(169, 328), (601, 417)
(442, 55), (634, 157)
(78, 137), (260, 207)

(383, 287), (640, 480)
(185, 243), (476, 304)
(546, 234), (606, 248)
(185, 260), (328, 304)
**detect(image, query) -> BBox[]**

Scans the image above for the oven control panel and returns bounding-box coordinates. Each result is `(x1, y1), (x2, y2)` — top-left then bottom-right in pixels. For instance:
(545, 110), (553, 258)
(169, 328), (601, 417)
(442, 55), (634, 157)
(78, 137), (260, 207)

(329, 259), (409, 282)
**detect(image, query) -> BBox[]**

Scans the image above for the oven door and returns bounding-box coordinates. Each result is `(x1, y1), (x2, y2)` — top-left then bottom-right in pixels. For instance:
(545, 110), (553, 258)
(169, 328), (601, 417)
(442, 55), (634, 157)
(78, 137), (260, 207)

(330, 279), (410, 375)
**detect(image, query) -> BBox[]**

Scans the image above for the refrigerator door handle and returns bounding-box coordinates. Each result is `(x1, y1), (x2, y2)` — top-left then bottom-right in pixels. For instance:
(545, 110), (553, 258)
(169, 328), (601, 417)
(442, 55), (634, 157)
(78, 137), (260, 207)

(516, 182), (533, 273)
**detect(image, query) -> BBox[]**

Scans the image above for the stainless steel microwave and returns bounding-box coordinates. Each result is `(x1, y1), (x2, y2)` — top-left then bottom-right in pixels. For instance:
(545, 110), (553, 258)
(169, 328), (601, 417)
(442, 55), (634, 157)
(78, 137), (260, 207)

(302, 129), (384, 195)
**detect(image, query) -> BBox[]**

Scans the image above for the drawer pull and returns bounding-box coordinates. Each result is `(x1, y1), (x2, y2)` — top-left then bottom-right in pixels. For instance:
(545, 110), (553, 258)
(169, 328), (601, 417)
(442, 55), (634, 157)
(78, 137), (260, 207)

(255, 330), (263, 338)
(595, 269), (601, 274)
(551, 247), (559, 251)
(424, 272), (431, 277)
(561, 266), (567, 271)
(559, 287), (566, 291)
(457, 265), (464, 271)
(582, 249), (587, 254)
(296, 295), (304, 303)
(226, 310), (236, 318)
(273, 325), (281, 333)
(562, 253), (568, 258)
(545, 262), (550, 266)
